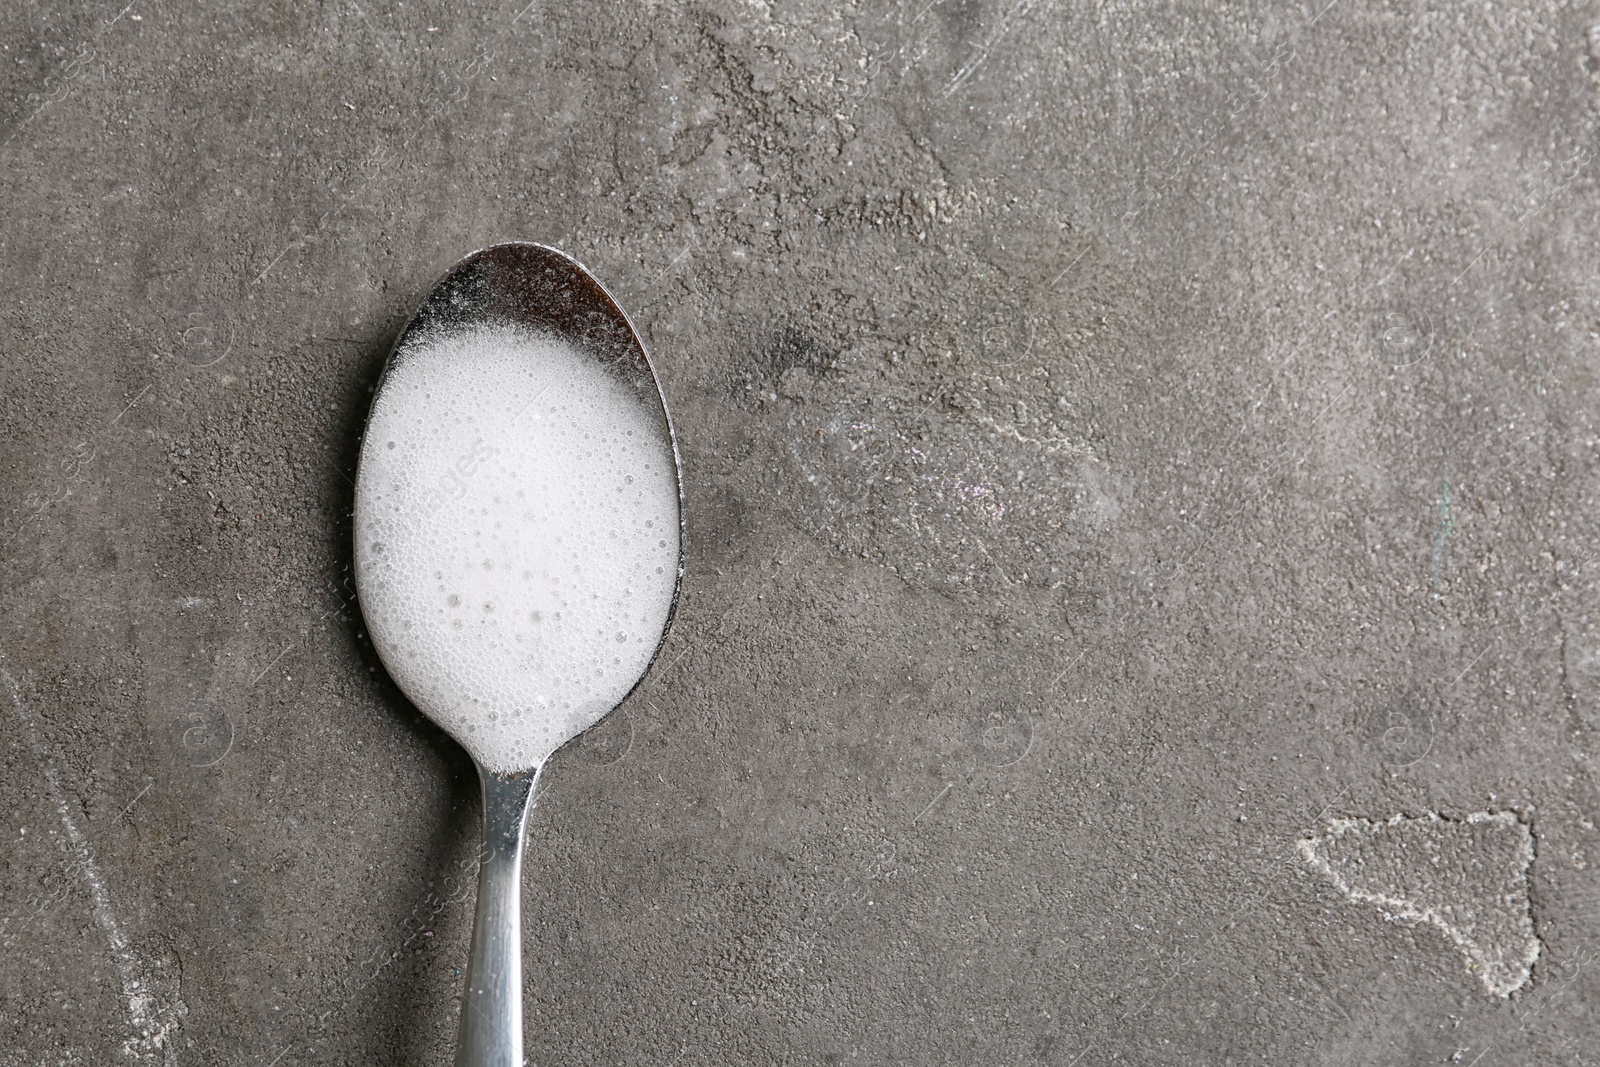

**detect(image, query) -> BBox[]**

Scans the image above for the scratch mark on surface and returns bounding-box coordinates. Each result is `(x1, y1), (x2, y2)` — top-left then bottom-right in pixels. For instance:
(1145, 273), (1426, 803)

(913, 782), (955, 825)
(253, 239), (300, 284)
(1050, 244), (1092, 287)
(104, 0), (140, 28)
(1309, 383), (1353, 425)
(1048, 648), (1088, 689)
(660, 243), (693, 276)
(116, 783), (152, 822)
(1448, 644), (1491, 689)
(2, 664), (179, 1062)
(250, 643), (295, 686)
(1306, 0), (1346, 27)
(113, 384), (152, 425)
(944, 0), (1048, 96)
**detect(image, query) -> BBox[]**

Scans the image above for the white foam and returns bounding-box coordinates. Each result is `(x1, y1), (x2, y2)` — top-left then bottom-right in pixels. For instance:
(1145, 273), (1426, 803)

(354, 323), (680, 773)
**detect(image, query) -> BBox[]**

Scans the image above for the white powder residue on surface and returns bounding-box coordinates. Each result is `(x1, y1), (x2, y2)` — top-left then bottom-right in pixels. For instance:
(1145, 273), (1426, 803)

(354, 323), (680, 773)
(1299, 811), (1540, 997)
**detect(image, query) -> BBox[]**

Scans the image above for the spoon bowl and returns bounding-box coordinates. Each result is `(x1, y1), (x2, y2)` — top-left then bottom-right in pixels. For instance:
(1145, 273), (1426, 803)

(352, 242), (683, 1067)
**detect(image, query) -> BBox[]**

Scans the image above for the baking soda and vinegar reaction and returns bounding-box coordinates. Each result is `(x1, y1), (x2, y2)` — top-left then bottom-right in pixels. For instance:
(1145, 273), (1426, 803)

(352, 244), (685, 1067)
(354, 323), (680, 773)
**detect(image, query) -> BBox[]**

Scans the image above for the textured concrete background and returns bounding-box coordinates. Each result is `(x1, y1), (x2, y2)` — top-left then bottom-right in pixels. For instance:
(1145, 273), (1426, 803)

(3, 0), (1599, 1063)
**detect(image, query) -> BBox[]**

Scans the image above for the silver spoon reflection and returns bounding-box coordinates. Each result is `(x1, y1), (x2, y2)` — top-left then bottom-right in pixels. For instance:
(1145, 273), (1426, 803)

(352, 242), (684, 1067)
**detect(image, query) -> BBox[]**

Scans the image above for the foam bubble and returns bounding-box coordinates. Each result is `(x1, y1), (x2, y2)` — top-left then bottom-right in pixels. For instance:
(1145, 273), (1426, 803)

(354, 323), (680, 772)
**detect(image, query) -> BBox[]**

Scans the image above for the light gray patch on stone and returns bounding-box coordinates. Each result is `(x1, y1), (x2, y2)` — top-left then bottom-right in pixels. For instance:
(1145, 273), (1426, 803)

(1299, 812), (1540, 997)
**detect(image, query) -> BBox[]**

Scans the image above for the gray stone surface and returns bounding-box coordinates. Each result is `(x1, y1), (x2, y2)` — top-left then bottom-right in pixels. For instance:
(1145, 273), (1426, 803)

(2, 0), (1599, 1064)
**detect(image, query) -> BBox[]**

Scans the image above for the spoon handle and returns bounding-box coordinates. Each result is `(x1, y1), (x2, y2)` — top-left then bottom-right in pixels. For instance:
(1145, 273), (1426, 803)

(455, 766), (541, 1067)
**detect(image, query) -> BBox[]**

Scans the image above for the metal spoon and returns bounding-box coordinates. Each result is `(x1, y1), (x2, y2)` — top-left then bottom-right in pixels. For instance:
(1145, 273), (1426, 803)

(352, 242), (684, 1067)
